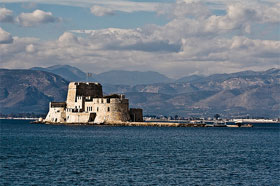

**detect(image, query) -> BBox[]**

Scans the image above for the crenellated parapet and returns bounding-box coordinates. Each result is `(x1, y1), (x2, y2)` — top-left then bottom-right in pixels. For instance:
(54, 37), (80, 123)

(44, 82), (143, 124)
(66, 82), (103, 109)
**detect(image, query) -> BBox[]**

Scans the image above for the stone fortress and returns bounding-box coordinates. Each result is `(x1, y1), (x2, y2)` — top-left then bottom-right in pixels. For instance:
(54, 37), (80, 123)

(44, 82), (143, 124)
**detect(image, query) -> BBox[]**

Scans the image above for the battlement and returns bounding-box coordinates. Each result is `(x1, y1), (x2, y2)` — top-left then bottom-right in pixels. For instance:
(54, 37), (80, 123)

(67, 82), (103, 108)
(50, 102), (66, 108)
(44, 82), (143, 124)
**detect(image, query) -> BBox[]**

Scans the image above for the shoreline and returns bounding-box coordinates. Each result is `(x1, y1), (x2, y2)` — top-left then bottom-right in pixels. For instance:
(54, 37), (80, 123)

(32, 121), (207, 127)
(30, 121), (255, 128)
(0, 117), (39, 120)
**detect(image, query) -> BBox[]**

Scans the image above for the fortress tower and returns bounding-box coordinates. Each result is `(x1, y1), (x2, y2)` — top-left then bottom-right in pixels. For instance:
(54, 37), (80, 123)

(44, 82), (143, 124)
(66, 82), (103, 109)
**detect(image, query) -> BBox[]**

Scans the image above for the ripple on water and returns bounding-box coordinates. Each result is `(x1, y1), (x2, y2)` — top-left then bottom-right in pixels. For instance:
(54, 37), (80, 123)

(1, 120), (279, 185)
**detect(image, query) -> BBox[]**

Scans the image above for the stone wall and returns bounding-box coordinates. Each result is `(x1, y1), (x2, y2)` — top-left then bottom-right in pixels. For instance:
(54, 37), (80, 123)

(44, 82), (143, 124)
(130, 108), (143, 122)
(44, 103), (66, 123)
(50, 102), (66, 108)
(66, 112), (91, 123)
(66, 82), (103, 108)
(84, 98), (130, 124)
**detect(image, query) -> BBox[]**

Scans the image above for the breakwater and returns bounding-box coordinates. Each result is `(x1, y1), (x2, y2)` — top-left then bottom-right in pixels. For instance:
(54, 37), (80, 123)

(32, 121), (253, 127)
(32, 120), (206, 127)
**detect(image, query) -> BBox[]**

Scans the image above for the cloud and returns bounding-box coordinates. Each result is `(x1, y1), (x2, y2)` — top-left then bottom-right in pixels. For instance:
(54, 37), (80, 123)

(0, 8), (14, 23)
(154, 1), (280, 42)
(0, 0), (280, 78)
(25, 44), (35, 53)
(16, 9), (60, 26)
(58, 32), (79, 45)
(0, 8), (60, 26)
(0, 27), (13, 44)
(106, 40), (182, 53)
(1, 28), (279, 77)
(160, 1), (211, 19)
(90, 5), (114, 16)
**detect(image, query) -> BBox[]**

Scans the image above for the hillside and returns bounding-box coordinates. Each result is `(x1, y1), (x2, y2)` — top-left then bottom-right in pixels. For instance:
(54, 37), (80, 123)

(31, 65), (172, 85)
(93, 70), (172, 85)
(0, 68), (279, 118)
(30, 65), (86, 81)
(103, 68), (280, 118)
(0, 69), (68, 114)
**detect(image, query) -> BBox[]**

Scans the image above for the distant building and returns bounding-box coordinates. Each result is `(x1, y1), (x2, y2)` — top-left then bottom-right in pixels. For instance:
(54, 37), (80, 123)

(44, 82), (143, 124)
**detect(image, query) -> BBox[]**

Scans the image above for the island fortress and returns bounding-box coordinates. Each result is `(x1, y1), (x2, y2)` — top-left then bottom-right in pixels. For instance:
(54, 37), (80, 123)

(44, 82), (143, 124)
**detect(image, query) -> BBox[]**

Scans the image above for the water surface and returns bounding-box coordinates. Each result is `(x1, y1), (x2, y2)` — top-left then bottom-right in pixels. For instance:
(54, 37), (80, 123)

(1, 119), (279, 185)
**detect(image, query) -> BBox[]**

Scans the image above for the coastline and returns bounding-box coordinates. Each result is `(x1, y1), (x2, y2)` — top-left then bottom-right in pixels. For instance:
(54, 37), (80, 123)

(30, 121), (256, 128)
(31, 120), (206, 127)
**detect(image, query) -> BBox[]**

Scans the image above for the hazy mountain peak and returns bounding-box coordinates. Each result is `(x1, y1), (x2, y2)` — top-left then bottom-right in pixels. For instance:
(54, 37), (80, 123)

(94, 70), (173, 85)
(1, 68), (279, 117)
(30, 65), (86, 81)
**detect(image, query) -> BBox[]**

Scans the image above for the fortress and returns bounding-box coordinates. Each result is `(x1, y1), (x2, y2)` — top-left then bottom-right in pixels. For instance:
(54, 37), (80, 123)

(44, 82), (143, 124)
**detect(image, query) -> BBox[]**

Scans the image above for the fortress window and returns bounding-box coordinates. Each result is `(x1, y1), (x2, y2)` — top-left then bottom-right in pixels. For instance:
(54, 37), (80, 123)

(107, 107), (110, 112)
(107, 98), (110, 103)
(97, 107), (99, 112)
(101, 99), (103, 104)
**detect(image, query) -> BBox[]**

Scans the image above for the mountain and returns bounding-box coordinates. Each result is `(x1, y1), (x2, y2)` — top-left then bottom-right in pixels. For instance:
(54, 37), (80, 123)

(175, 75), (204, 83)
(1, 68), (279, 118)
(103, 68), (280, 118)
(93, 70), (172, 85)
(30, 65), (86, 81)
(0, 69), (68, 114)
(31, 65), (173, 85)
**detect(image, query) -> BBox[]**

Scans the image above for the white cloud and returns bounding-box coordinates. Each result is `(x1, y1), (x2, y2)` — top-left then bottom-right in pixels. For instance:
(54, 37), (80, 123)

(16, 9), (60, 26)
(25, 44), (35, 53)
(90, 5), (114, 16)
(58, 32), (79, 45)
(0, 0), (280, 77)
(1, 28), (279, 77)
(0, 27), (13, 44)
(161, 1), (211, 19)
(261, 2), (280, 23)
(0, 8), (14, 23)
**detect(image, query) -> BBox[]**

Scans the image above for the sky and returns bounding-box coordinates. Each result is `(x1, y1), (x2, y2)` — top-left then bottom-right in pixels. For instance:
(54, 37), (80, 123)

(0, 0), (279, 78)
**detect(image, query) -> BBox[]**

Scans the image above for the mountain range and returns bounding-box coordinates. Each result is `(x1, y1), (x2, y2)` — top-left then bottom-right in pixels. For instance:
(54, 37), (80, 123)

(0, 69), (68, 114)
(30, 65), (172, 85)
(0, 66), (279, 118)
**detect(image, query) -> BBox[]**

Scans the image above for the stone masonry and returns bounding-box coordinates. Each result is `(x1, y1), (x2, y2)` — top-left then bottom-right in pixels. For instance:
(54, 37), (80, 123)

(44, 82), (143, 124)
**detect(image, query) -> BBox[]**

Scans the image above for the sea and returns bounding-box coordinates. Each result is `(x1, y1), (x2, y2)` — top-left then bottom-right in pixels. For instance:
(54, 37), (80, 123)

(1, 119), (279, 186)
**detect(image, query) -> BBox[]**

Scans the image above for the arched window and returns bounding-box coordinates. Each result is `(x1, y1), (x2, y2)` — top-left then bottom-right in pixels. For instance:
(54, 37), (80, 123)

(107, 107), (110, 112)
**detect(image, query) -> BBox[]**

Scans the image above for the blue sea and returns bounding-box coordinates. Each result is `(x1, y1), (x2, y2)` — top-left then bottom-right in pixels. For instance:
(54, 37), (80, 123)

(1, 119), (279, 185)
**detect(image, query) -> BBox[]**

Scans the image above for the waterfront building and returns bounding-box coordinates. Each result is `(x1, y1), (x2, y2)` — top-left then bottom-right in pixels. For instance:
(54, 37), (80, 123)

(44, 82), (143, 124)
